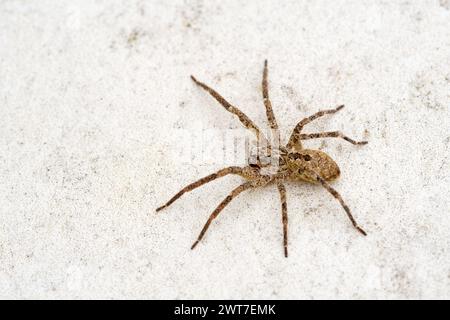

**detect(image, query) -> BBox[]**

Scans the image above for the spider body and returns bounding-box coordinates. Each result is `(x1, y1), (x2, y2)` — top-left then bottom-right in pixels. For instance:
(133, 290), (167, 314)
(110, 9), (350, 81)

(284, 149), (341, 183)
(157, 61), (368, 257)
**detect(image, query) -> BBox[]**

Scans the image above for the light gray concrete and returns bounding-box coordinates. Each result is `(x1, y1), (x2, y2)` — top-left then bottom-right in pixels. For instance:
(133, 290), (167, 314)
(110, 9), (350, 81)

(0, 0), (449, 299)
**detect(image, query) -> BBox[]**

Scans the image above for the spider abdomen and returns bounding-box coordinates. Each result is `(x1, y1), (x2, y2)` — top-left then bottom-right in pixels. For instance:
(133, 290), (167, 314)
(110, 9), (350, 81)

(287, 149), (340, 183)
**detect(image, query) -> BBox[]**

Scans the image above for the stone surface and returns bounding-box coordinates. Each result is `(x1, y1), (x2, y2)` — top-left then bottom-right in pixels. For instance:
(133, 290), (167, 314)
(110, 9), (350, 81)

(0, 0), (449, 299)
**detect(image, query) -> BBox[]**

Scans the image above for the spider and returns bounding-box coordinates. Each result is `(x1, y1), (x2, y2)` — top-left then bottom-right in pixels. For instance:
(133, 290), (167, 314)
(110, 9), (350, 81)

(156, 60), (368, 257)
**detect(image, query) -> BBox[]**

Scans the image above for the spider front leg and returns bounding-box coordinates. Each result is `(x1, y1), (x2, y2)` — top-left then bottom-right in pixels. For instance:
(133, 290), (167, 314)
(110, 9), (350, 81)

(156, 166), (244, 212)
(190, 75), (271, 148)
(262, 60), (279, 131)
(191, 177), (271, 249)
(313, 172), (367, 236)
(299, 131), (368, 145)
(277, 182), (289, 257)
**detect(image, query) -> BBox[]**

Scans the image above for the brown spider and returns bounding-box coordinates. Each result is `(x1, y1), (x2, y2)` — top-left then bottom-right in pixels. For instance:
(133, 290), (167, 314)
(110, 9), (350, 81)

(156, 60), (368, 257)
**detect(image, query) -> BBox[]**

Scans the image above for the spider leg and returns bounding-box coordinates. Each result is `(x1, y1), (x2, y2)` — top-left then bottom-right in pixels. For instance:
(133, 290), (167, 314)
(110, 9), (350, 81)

(191, 177), (271, 249)
(286, 105), (344, 150)
(299, 131), (368, 145)
(314, 173), (367, 236)
(262, 60), (279, 131)
(156, 166), (244, 212)
(190, 75), (270, 148)
(277, 182), (289, 257)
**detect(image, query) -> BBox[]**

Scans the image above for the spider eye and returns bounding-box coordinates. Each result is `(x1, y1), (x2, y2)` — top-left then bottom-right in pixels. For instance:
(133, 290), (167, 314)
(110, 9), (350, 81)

(303, 154), (312, 161)
(289, 153), (301, 159)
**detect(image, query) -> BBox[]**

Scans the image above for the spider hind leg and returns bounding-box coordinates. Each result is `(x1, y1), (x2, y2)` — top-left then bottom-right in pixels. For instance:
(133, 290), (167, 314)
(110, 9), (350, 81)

(316, 173), (367, 236)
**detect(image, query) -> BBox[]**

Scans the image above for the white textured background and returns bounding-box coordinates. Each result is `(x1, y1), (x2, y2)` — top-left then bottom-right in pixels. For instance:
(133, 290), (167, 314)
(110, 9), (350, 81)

(1, 0), (449, 299)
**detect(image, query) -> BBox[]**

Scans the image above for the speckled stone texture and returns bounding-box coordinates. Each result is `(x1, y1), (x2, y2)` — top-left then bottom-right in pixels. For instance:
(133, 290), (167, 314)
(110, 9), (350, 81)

(0, 0), (449, 299)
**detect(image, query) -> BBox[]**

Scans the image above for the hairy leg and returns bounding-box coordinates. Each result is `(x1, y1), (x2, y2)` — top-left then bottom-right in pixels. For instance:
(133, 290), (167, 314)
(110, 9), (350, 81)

(156, 166), (244, 212)
(262, 60), (279, 131)
(299, 131), (368, 145)
(277, 182), (289, 257)
(314, 172), (367, 236)
(191, 75), (269, 147)
(287, 105), (344, 149)
(191, 176), (272, 249)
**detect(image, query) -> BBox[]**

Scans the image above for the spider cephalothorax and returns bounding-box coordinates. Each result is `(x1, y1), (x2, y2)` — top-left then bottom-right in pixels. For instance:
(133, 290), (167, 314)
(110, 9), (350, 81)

(157, 61), (368, 257)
